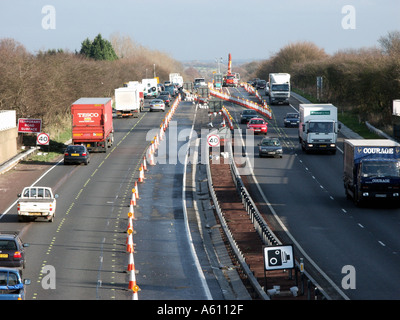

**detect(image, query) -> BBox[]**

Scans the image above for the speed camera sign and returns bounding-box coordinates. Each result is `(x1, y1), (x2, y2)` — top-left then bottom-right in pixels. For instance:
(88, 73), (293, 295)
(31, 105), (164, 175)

(37, 132), (50, 146)
(263, 245), (294, 271)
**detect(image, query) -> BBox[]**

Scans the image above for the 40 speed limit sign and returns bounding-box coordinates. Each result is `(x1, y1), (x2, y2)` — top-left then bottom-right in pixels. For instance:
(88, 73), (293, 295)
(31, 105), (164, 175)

(37, 132), (50, 146)
(207, 134), (220, 147)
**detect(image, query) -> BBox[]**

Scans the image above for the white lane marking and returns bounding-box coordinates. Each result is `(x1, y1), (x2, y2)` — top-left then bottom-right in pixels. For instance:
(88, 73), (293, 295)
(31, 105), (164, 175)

(378, 241), (386, 247)
(182, 103), (213, 300)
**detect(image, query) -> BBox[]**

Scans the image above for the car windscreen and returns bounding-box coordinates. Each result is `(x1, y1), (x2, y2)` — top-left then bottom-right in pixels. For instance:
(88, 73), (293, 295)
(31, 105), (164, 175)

(67, 146), (85, 153)
(261, 140), (280, 146)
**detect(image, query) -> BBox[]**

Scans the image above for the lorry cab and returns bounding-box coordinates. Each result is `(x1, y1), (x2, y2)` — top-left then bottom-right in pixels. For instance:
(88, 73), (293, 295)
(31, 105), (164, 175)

(299, 104), (340, 154)
(268, 73), (290, 105)
(194, 78), (206, 88)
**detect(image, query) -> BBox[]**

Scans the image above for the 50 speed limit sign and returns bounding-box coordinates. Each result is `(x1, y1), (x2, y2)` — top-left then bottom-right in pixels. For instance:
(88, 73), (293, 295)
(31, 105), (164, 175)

(207, 134), (220, 147)
(37, 132), (50, 146)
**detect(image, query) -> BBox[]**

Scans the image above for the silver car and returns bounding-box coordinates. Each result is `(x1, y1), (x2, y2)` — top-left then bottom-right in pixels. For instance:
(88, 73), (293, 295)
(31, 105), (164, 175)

(149, 99), (165, 112)
(258, 137), (283, 158)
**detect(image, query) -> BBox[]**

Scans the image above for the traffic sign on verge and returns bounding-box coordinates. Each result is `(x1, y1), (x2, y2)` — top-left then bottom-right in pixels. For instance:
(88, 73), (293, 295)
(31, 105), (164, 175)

(37, 132), (50, 146)
(263, 245), (294, 271)
(207, 134), (220, 147)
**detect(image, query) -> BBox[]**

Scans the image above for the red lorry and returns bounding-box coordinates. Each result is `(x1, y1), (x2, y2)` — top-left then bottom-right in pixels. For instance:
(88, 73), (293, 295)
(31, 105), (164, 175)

(71, 98), (114, 152)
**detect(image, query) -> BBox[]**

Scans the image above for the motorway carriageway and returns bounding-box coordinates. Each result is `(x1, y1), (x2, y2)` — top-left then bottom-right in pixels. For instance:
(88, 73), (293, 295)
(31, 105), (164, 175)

(222, 86), (400, 300)
(0, 98), (223, 300)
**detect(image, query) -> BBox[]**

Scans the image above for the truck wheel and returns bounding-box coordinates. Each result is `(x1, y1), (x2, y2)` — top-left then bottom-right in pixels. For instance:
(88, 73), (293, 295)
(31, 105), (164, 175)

(354, 191), (362, 207)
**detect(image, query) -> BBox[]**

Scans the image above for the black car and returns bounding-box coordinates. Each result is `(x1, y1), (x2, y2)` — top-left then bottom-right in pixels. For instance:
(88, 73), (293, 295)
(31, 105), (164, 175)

(256, 79), (266, 90)
(0, 232), (29, 273)
(157, 91), (171, 107)
(64, 145), (90, 165)
(283, 113), (299, 127)
(240, 109), (258, 124)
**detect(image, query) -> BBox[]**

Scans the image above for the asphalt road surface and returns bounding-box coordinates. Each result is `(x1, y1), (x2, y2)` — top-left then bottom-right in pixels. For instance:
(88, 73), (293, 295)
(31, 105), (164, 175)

(0, 100), (220, 300)
(223, 86), (400, 300)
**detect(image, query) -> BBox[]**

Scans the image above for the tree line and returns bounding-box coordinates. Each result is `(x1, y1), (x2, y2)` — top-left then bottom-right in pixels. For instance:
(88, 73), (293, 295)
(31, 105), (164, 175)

(250, 31), (400, 131)
(0, 33), (185, 141)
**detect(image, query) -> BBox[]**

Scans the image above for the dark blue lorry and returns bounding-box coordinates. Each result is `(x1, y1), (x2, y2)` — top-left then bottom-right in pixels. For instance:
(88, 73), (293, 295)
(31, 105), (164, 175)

(343, 139), (400, 206)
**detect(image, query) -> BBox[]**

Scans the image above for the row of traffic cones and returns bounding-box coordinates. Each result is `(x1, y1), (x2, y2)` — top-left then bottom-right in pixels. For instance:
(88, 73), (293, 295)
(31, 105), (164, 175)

(125, 94), (183, 299)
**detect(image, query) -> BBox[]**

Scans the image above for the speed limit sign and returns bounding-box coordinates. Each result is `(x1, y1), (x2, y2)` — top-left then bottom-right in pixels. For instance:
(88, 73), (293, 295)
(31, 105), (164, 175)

(37, 132), (50, 146)
(207, 134), (220, 147)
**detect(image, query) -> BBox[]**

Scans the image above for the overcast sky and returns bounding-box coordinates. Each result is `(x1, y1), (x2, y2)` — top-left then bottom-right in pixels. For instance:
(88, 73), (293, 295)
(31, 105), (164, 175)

(1, 0), (399, 62)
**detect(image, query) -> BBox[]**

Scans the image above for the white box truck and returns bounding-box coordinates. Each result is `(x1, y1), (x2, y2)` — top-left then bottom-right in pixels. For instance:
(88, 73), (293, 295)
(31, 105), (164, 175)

(298, 104), (340, 154)
(268, 73), (290, 105)
(115, 87), (144, 118)
(142, 78), (158, 98)
(169, 73), (183, 88)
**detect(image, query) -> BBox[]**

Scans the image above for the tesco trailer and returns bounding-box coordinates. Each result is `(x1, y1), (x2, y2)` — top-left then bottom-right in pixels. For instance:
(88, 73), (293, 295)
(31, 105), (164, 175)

(71, 98), (114, 152)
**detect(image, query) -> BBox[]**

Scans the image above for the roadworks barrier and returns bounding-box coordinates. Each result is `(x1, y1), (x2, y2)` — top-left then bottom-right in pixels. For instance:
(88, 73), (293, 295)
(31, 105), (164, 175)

(209, 84), (272, 120)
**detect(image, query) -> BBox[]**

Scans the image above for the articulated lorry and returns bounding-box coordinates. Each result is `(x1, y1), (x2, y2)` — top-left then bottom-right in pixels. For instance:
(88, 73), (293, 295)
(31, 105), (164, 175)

(299, 104), (340, 154)
(268, 73), (290, 105)
(71, 98), (114, 152)
(344, 139), (400, 206)
(115, 87), (144, 118)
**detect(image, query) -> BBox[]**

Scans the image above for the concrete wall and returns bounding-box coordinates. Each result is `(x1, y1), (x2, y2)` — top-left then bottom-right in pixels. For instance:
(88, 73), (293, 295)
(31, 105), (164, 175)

(0, 127), (18, 165)
(0, 110), (18, 165)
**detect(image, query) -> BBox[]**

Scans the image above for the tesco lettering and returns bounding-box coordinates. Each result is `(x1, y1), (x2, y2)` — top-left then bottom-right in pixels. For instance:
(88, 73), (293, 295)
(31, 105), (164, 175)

(77, 113), (99, 118)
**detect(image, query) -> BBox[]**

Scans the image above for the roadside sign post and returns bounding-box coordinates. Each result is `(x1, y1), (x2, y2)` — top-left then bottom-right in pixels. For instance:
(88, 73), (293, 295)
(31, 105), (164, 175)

(37, 132), (50, 152)
(18, 118), (42, 147)
(263, 244), (295, 293)
(207, 134), (220, 148)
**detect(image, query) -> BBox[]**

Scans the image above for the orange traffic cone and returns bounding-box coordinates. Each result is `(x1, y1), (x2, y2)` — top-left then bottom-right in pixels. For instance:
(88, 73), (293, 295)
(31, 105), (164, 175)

(148, 148), (155, 166)
(127, 229), (134, 253)
(127, 214), (134, 233)
(143, 156), (147, 171)
(134, 181), (139, 198)
(127, 251), (134, 272)
(128, 269), (139, 300)
(138, 165), (144, 182)
(128, 209), (135, 221)
(131, 188), (136, 207)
